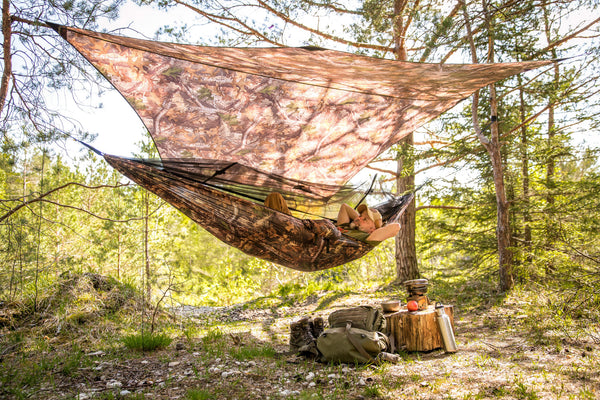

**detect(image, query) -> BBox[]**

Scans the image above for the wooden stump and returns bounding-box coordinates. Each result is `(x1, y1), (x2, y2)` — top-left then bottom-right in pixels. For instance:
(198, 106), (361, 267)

(384, 305), (454, 352)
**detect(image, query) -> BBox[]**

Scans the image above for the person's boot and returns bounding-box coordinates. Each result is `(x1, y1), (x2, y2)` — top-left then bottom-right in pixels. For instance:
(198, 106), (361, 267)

(299, 316), (315, 343)
(292, 316), (320, 357)
(289, 318), (308, 352)
(311, 317), (324, 338)
(300, 317), (320, 357)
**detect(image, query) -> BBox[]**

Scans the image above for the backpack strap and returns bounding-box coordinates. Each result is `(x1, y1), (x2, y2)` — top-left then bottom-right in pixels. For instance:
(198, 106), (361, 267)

(344, 322), (373, 362)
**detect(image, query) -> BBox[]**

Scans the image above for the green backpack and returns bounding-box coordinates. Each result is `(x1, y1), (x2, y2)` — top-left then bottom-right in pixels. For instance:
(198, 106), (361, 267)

(316, 323), (389, 364)
(316, 306), (389, 364)
(327, 306), (386, 332)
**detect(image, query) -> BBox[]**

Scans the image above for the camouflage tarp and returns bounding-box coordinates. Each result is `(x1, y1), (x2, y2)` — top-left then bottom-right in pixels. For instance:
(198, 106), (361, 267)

(54, 24), (552, 192)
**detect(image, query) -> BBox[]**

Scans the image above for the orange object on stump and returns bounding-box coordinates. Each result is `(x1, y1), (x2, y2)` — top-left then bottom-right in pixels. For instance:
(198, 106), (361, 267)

(384, 305), (455, 352)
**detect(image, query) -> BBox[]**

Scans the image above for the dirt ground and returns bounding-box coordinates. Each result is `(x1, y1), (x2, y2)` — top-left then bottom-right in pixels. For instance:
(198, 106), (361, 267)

(1, 289), (598, 400)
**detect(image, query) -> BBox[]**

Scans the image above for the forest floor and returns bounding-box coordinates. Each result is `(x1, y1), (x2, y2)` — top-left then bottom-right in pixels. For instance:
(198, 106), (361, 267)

(1, 273), (599, 400)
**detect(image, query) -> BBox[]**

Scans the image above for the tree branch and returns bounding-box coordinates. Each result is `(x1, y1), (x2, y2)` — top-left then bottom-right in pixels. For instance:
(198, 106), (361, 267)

(9, 15), (51, 28)
(365, 165), (397, 176)
(531, 16), (600, 59)
(0, 182), (131, 223)
(21, 198), (145, 223)
(503, 80), (588, 138)
(301, 0), (363, 15)
(173, 0), (285, 47)
(419, 0), (462, 62)
(256, 0), (393, 52)
(461, 0), (491, 149)
(415, 154), (468, 175)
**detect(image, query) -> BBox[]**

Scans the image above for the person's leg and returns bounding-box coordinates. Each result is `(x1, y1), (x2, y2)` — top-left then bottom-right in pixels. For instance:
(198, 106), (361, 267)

(336, 203), (359, 225)
(366, 223), (400, 242)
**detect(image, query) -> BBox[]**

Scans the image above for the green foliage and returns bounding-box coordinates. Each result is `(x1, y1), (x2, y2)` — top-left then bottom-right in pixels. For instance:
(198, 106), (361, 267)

(186, 389), (215, 400)
(3, 1), (126, 154)
(199, 328), (228, 358)
(121, 331), (173, 351)
(230, 344), (276, 360)
(513, 375), (540, 400)
(202, 328), (225, 343)
(363, 384), (382, 398)
(0, 346), (92, 398)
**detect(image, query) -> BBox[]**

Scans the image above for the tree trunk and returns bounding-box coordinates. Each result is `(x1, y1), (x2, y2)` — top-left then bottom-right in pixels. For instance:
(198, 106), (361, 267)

(489, 114), (514, 291)
(144, 191), (151, 304)
(117, 230), (121, 280)
(393, 0), (419, 283)
(463, 0), (514, 291)
(394, 190), (418, 283)
(518, 77), (532, 263)
(0, 0), (12, 117)
(543, 5), (559, 266)
(395, 138), (419, 283)
(34, 150), (47, 312)
(485, 0), (514, 292)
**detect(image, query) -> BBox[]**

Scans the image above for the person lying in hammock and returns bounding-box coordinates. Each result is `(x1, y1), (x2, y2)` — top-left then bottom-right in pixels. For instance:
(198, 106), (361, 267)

(336, 203), (400, 243)
(264, 193), (400, 245)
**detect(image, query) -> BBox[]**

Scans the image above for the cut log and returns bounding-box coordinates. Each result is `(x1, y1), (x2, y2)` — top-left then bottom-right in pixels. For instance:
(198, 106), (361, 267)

(384, 305), (454, 352)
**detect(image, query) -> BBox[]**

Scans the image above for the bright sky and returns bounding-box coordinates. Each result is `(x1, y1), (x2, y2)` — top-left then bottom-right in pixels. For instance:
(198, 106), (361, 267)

(58, 2), (194, 159)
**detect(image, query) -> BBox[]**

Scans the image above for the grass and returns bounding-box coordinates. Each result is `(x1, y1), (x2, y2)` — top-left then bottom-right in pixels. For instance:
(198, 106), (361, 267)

(186, 389), (214, 400)
(122, 331), (173, 351)
(58, 347), (88, 376)
(0, 348), (89, 399)
(363, 385), (382, 398)
(230, 344), (276, 360)
(1, 270), (600, 399)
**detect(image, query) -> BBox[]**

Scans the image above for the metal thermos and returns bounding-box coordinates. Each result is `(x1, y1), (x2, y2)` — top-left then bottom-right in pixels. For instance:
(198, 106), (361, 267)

(435, 302), (458, 353)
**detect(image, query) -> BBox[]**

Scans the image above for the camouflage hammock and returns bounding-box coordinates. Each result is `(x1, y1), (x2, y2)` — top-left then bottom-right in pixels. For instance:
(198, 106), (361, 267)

(52, 24), (552, 271)
(105, 155), (413, 271)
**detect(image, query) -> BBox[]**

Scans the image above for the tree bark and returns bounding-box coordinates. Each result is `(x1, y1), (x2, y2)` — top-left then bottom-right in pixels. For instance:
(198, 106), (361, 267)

(393, 0), (420, 283)
(463, 0), (514, 291)
(484, 0), (514, 291)
(518, 76), (532, 263)
(0, 0), (12, 118)
(543, 4), (559, 263)
(144, 191), (151, 304)
(485, 0), (514, 291)
(489, 108), (514, 291)
(395, 139), (419, 283)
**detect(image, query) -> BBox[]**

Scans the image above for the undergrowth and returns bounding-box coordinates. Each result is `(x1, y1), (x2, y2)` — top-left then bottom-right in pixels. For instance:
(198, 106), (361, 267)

(0, 264), (599, 399)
